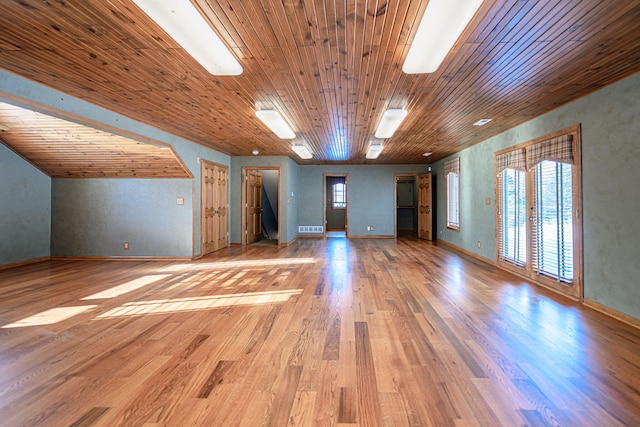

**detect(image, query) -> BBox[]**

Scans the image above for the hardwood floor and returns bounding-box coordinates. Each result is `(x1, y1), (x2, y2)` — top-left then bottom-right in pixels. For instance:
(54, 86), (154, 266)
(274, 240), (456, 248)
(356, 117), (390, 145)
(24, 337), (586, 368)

(1, 236), (639, 426)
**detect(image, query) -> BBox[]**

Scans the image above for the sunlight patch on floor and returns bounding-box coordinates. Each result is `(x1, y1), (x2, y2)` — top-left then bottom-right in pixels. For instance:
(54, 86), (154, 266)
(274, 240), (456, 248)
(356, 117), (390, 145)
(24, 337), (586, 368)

(1, 305), (97, 328)
(96, 289), (303, 319)
(158, 258), (316, 272)
(81, 274), (172, 300)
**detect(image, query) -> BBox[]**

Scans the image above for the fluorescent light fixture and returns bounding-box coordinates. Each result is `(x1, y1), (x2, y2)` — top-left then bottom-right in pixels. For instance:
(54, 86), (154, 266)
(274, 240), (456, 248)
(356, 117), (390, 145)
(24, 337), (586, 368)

(132, 0), (242, 75)
(402, 0), (484, 74)
(375, 109), (408, 139)
(422, 152), (432, 157)
(256, 110), (296, 139)
(366, 143), (384, 159)
(292, 144), (312, 159)
(473, 118), (492, 126)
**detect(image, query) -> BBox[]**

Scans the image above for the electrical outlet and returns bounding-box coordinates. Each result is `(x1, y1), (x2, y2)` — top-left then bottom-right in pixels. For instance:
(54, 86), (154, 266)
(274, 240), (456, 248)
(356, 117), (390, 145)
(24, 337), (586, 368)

(477, 241), (481, 248)
(367, 225), (374, 231)
(124, 242), (129, 250)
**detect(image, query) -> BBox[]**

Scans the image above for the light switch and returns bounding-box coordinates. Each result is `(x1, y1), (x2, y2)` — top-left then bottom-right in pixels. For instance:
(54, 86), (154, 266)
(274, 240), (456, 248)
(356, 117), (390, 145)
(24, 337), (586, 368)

(485, 197), (491, 205)
(177, 197), (184, 205)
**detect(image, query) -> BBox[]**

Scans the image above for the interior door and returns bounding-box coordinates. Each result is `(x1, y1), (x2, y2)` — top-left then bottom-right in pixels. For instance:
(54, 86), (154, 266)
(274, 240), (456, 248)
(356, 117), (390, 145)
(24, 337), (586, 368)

(418, 173), (433, 240)
(247, 171), (263, 244)
(213, 165), (228, 250)
(202, 161), (228, 255)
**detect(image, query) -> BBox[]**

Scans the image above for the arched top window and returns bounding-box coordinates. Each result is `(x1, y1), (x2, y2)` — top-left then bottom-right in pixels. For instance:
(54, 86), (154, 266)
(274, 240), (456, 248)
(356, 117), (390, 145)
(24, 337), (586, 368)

(332, 177), (346, 209)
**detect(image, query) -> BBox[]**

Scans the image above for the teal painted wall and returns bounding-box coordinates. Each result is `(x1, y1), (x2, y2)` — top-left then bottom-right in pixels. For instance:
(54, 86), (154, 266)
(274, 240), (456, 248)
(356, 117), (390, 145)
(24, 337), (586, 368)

(298, 165), (429, 236)
(433, 152), (495, 260)
(433, 70), (640, 320)
(0, 143), (51, 264)
(0, 70), (230, 258)
(229, 156), (299, 245)
(52, 179), (192, 257)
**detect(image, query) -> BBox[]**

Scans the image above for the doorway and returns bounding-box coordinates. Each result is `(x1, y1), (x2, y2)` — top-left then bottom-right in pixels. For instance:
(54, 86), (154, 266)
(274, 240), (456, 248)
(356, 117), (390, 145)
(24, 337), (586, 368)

(324, 174), (348, 237)
(395, 173), (433, 240)
(241, 167), (280, 246)
(396, 175), (418, 237)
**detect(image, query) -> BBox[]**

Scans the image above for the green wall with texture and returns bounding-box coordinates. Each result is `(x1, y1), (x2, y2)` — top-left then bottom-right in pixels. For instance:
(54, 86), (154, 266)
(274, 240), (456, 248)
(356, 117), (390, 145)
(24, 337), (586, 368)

(0, 142), (51, 264)
(433, 71), (640, 320)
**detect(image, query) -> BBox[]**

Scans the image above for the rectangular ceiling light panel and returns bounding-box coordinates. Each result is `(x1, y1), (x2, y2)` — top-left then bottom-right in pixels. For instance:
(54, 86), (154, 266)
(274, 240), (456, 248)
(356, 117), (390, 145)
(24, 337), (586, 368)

(292, 144), (313, 159)
(255, 110), (296, 139)
(403, 0), (484, 74)
(473, 118), (492, 126)
(366, 143), (384, 159)
(132, 0), (242, 75)
(375, 109), (408, 139)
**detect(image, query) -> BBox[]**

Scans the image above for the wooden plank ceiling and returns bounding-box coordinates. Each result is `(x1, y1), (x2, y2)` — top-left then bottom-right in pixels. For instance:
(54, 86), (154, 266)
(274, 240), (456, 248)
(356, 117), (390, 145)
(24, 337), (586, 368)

(0, 102), (190, 178)
(1, 0), (640, 166)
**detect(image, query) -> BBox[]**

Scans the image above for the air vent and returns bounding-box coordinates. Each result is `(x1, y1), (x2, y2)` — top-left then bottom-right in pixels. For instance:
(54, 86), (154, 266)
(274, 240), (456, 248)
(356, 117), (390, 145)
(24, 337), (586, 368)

(298, 225), (324, 233)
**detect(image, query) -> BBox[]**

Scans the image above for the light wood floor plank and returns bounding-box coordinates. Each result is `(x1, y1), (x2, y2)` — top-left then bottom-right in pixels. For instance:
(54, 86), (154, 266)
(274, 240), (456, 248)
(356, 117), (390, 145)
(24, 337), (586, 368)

(1, 236), (640, 425)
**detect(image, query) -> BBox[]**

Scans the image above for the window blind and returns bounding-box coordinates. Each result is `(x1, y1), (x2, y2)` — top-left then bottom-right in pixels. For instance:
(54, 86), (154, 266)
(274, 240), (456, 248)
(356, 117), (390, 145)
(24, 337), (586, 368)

(498, 168), (527, 267)
(532, 160), (574, 282)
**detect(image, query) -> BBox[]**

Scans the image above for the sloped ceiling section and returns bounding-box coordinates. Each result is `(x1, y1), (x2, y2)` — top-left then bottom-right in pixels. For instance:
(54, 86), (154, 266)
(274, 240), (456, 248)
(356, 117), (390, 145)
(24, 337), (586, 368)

(0, 102), (191, 178)
(1, 1), (640, 165)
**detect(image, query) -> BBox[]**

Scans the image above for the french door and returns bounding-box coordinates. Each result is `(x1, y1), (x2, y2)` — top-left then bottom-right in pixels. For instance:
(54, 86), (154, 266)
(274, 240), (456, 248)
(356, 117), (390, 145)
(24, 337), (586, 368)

(495, 126), (582, 299)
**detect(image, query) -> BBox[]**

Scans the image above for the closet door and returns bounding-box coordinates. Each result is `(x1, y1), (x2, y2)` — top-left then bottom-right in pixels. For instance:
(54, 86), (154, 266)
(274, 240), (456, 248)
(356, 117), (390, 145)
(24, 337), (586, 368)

(213, 164), (228, 251)
(418, 174), (433, 240)
(202, 161), (228, 255)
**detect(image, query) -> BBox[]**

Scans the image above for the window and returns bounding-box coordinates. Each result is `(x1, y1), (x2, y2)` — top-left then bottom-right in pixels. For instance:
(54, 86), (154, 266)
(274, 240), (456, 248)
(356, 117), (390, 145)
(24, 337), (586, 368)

(534, 160), (574, 282)
(332, 178), (346, 209)
(495, 126), (582, 298)
(500, 168), (527, 267)
(445, 158), (460, 230)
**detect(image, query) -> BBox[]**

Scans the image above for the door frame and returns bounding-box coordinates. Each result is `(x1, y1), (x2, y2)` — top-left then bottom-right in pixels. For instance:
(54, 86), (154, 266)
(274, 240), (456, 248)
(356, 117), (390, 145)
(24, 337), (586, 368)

(241, 166), (281, 246)
(323, 174), (349, 237)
